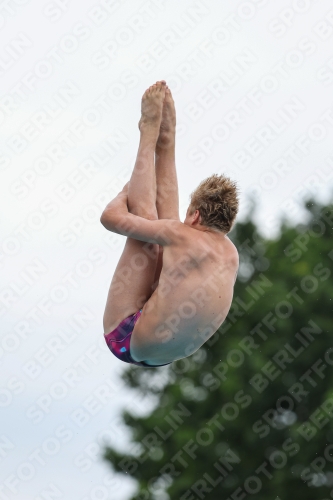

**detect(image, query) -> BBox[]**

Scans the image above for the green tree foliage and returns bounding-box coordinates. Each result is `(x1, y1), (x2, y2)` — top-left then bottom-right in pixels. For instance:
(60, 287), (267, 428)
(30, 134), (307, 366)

(103, 200), (333, 500)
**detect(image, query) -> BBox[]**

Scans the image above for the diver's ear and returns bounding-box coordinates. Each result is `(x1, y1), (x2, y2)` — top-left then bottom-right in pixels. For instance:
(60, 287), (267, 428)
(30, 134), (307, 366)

(192, 210), (201, 224)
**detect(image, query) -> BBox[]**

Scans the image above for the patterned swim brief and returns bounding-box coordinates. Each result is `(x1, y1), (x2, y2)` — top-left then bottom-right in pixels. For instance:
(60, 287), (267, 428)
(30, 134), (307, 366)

(104, 309), (171, 368)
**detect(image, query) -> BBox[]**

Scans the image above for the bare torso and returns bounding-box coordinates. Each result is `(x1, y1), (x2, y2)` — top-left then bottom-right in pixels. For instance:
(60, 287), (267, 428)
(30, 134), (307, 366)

(130, 225), (239, 366)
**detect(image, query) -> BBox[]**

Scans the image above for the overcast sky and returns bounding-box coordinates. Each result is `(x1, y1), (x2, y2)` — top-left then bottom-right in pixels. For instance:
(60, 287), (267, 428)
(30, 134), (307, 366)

(1, 0), (333, 498)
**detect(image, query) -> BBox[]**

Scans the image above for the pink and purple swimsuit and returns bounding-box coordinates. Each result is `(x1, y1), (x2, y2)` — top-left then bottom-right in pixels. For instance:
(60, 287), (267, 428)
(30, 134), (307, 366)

(104, 309), (171, 368)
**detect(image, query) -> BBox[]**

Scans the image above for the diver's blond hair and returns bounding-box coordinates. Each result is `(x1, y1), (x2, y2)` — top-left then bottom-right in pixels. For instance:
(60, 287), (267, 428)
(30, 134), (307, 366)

(189, 174), (239, 233)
